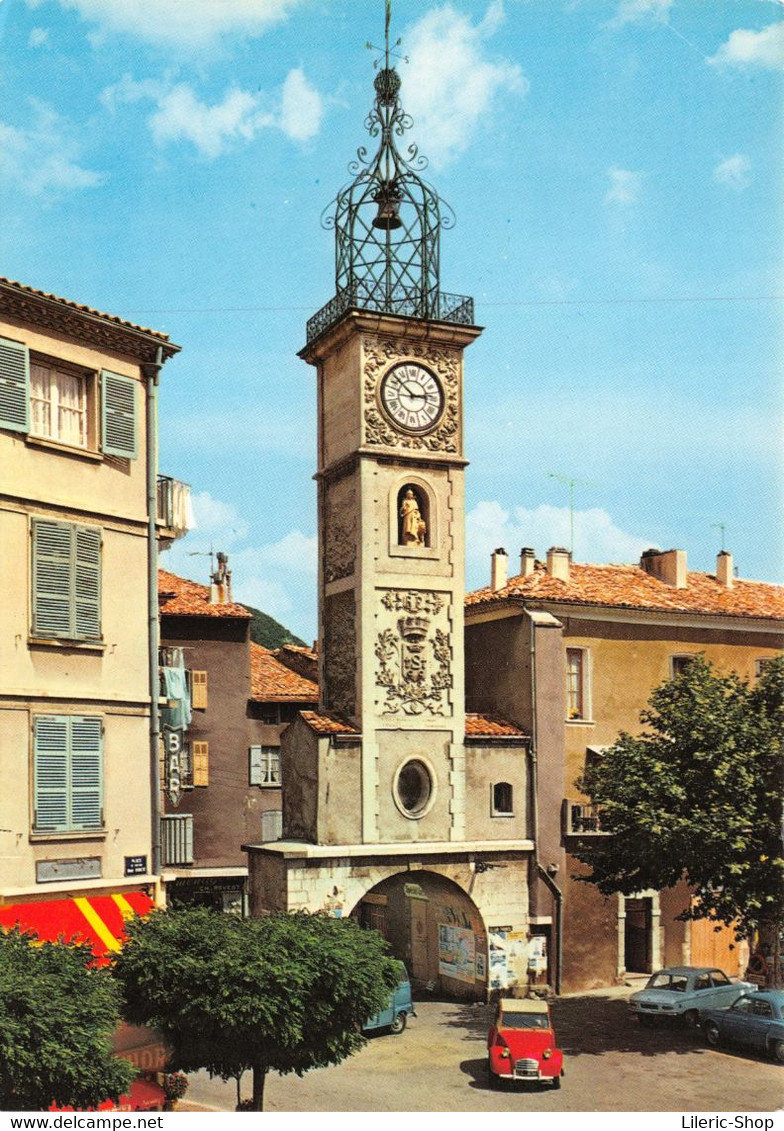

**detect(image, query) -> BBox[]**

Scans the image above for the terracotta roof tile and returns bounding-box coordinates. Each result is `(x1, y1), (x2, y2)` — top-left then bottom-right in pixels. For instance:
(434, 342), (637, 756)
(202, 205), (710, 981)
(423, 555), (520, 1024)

(0, 276), (176, 345)
(275, 644), (318, 683)
(250, 643), (318, 703)
(466, 562), (784, 621)
(299, 710), (359, 736)
(465, 713), (527, 738)
(158, 569), (251, 619)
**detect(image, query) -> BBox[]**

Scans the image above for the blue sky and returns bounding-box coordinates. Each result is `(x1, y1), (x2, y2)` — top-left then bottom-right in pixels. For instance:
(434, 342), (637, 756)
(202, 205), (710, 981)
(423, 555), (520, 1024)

(1, 0), (781, 641)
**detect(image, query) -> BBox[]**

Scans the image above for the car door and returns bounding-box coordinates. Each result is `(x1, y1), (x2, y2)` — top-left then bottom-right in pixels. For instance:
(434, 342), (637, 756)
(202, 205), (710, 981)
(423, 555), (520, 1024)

(692, 971), (717, 1009)
(747, 999), (775, 1052)
(720, 996), (755, 1042)
(708, 970), (739, 1008)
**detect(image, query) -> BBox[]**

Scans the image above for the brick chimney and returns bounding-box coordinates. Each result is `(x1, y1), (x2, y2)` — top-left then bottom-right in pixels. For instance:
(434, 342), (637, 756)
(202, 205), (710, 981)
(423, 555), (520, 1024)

(520, 547), (536, 577)
(491, 547), (508, 592)
(209, 551), (233, 604)
(546, 546), (571, 583)
(716, 551), (734, 588)
(640, 548), (687, 589)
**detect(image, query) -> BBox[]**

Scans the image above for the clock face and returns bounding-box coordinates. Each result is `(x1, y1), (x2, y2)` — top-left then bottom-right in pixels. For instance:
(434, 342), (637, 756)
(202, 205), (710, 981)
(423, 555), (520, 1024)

(380, 363), (444, 434)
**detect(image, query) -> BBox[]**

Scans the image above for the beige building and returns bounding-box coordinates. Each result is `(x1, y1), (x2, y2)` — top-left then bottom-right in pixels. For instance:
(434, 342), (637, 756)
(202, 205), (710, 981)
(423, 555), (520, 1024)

(0, 276), (185, 939)
(465, 545), (784, 991)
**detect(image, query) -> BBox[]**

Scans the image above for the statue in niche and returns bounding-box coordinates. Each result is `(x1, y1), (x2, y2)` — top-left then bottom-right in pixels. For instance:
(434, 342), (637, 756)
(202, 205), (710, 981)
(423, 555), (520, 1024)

(399, 488), (427, 547)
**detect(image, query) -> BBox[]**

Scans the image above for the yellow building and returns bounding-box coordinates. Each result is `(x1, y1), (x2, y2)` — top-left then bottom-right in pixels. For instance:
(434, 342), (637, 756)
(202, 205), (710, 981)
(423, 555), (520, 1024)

(0, 277), (185, 937)
(465, 546), (784, 991)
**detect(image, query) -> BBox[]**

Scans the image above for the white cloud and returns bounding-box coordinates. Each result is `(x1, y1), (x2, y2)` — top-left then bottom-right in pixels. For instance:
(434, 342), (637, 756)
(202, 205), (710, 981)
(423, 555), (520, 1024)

(41, 0), (306, 50)
(402, 2), (527, 168)
(604, 166), (643, 206)
(608, 0), (673, 27)
(189, 491), (249, 544)
(465, 501), (656, 588)
(0, 102), (104, 196)
(713, 153), (752, 192)
(28, 27), (48, 46)
(102, 70), (324, 158)
(707, 22), (784, 70)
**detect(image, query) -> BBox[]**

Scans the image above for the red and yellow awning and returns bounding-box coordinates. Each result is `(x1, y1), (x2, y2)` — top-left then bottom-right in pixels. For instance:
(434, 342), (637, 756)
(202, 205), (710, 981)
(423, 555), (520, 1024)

(0, 891), (154, 962)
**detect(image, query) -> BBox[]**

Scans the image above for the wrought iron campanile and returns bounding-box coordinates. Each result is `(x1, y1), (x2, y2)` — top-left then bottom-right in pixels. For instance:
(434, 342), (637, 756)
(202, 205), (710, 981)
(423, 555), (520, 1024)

(306, 2), (473, 343)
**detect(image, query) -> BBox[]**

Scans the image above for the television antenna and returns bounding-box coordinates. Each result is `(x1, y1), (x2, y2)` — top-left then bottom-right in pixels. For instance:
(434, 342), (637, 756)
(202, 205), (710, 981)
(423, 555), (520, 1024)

(547, 472), (598, 555)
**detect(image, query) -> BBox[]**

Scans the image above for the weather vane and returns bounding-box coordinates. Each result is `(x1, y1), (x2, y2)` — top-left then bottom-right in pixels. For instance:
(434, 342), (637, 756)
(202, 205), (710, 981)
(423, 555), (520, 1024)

(365, 0), (408, 69)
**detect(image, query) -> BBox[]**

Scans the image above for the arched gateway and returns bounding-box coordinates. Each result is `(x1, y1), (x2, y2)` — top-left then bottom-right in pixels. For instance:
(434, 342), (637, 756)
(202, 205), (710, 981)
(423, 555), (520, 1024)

(244, 4), (536, 1002)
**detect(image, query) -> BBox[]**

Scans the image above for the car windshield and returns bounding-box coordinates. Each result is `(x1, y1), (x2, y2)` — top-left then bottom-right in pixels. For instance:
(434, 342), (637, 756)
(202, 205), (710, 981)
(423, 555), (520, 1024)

(646, 972), (688, 992)
(501, 1012), (550, 1029)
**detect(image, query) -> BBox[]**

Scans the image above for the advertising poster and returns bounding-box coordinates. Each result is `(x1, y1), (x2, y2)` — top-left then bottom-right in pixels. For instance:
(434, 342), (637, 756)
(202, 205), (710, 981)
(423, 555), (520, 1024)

(488, 925), (511, 990)
(438, 923), (476, 983)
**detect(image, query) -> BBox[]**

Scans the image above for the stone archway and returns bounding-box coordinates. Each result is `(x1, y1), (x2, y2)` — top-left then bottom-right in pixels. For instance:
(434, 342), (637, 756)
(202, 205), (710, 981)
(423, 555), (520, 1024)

(351, 870), (488, 1001)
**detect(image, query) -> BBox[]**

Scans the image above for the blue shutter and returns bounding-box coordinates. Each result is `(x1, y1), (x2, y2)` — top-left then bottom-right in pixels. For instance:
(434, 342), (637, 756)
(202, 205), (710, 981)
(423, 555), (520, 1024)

(74, 526), (101, 639)
(32, 520), (73, 638)
(70, 716), (103, 829)
(34, 716), (69, 831)
(102, 371), (137, 458)
(0, 336), (30, 433)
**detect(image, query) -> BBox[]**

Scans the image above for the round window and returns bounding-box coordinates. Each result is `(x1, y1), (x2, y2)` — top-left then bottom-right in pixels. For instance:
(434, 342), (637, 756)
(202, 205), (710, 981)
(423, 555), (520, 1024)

(395, 759), (434, 818)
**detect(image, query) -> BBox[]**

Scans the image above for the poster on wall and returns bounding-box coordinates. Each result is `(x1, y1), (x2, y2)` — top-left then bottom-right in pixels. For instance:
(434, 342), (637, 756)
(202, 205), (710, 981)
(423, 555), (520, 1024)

(488, 925), (511, 990)
(438, 924), (476, 983)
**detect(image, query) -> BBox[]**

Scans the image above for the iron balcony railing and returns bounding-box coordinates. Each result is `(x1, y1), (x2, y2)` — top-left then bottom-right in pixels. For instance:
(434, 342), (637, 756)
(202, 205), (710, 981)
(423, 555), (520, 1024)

(306, 287), (475, 344)
(156, 475), (191, 541)
(563, 800), (607, 836)
(161, 814), (194, 865)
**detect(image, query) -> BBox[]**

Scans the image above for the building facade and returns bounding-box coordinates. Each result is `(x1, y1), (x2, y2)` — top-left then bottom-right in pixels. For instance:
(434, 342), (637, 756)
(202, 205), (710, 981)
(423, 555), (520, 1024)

(158, 567), (317, 913)
(0, 276), (183, 939)
(465, 545), (784, 991)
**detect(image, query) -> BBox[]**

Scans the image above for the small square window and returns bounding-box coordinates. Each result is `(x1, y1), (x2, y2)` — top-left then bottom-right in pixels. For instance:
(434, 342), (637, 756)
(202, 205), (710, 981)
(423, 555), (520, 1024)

(491, 781), (514, 816)
(670, 655), (697, 679)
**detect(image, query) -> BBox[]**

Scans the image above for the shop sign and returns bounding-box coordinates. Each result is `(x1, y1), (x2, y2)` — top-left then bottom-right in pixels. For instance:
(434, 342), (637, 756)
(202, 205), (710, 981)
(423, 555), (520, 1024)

(163, 725), (184, 806)
(36, 857), (101, 884)
(404, 882), (428, 901)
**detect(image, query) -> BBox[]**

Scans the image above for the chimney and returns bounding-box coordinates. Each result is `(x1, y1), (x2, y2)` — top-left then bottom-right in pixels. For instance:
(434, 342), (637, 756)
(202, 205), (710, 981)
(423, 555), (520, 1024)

(209, 551), (233, 605)
(716, 550), (734, 588)
(520, 547), (536, 577)
(640, 548), (687, 589)
(546, 546), (571, 583)
(491, 547), (508, 592)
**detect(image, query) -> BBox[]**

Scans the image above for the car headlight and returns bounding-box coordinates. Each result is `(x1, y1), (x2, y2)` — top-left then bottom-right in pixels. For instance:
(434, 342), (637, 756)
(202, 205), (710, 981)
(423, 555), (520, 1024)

(542, 1049), (552, 1059)
(500, 1049), (511, 1059)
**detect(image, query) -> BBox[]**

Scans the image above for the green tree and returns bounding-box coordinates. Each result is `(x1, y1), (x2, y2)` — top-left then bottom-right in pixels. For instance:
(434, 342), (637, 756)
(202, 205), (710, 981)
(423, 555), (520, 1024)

(113, 907), (399, 1110)
(0, 929), (134, 1111)
(575, 655), (784, 970)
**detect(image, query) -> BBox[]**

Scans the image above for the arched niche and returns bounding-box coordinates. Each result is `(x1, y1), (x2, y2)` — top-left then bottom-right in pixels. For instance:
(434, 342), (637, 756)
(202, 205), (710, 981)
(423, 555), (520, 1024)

(388, 475), (439, 559)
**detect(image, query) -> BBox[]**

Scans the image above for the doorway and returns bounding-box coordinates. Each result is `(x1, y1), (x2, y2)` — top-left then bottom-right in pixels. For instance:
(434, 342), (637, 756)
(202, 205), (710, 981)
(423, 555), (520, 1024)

(624, 897), (652, 972)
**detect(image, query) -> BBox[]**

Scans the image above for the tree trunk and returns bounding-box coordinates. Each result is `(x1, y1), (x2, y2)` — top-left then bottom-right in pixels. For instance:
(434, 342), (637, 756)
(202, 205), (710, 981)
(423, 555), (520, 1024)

(251, 1062), (267, 1112)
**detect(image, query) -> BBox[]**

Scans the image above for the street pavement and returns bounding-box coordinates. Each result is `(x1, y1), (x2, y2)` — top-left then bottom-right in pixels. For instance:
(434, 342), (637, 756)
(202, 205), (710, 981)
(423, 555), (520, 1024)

(182, 986), (783, 1113)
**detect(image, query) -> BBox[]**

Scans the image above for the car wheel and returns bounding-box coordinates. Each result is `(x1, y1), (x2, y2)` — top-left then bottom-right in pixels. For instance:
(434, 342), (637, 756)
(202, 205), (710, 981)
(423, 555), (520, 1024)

(552, 1074), (561, 1090)
(705, 1021), (721, 1048)
(771, 1039), (784, 1064)
(683, 1010), (699, 1031)
(390, 1012), (407, 1035)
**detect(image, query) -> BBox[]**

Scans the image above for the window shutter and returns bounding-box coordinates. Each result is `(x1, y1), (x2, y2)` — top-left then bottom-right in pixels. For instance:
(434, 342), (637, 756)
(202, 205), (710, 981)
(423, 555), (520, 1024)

(32, 520), (73, 638)
(191, 671), (208, 710)
(34, 716), (69, 831)
(70, 716), (103, 829)
(102, 371), (137, 458)
(261, 810), (283, 842)
(74, 526), (101, 639)
(192, 741), (209, 786)
(0, 336), (30, 434)
(249, 745), (262, 786)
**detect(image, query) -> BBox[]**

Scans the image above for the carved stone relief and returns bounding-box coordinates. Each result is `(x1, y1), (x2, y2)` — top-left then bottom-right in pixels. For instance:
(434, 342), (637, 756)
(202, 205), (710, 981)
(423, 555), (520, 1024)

(325, 482), (356, 583)
(325, 591), (356, 718)
(364, 336), (460, 453)
(375, 589), (452, 716)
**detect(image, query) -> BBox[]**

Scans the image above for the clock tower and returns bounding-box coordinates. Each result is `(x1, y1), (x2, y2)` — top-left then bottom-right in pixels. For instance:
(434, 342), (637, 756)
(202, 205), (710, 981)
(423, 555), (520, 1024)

(246, 5), (535, 1000)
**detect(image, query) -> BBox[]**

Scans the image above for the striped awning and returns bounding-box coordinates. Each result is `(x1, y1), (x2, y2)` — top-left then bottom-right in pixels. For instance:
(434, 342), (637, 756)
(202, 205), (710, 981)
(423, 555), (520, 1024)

(0, 891), (154, 962)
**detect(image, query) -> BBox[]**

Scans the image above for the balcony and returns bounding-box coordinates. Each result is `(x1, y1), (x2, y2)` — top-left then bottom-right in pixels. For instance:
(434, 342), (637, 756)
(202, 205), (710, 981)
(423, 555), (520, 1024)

(306, 286), (475, 344)
(161, 814), (194, 866)
(156, 475), (192, 546)
(563, 800), (607, 836)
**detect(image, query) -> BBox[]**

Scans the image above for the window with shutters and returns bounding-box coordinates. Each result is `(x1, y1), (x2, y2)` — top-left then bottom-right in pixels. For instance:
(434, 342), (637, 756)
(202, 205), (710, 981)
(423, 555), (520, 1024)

(249, 745), (281, 787)
(191, 671), (208, 710)
(0, 336), (138, 460)
(33, 715), (103, 834)
(192, 741), (209, 786)
(261, 809), (283, 842)
(31, 519), (101, 642)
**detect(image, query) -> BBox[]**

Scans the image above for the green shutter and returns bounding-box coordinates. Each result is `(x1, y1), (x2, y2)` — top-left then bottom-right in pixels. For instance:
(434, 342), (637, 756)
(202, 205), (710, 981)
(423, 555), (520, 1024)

(0, 336), (30, 434)
(32, 519), (73, 638)
(102, 371), (137, 458)
(70, 716), (103, 829)
(74, 526), (101, 639)
(34, 716), (69, 831)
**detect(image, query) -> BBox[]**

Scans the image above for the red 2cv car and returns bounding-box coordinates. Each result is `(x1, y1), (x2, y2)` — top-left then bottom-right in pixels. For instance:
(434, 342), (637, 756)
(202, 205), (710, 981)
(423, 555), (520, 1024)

(487, 997), (564, 1089)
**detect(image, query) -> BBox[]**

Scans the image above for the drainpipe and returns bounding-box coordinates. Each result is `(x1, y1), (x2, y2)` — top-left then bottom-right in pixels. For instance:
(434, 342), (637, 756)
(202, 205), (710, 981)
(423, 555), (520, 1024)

(144, 348), (163, 880)
(526, 611), (564, 995)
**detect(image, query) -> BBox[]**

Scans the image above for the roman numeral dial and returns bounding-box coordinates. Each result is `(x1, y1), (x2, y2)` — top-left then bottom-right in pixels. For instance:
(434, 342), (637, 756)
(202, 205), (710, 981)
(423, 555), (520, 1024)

(379, 363), (444, 434)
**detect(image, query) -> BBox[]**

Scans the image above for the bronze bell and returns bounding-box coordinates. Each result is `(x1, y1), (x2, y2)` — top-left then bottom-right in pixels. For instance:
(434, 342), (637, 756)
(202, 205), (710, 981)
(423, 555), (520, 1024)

(372, 181), (402, 230)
